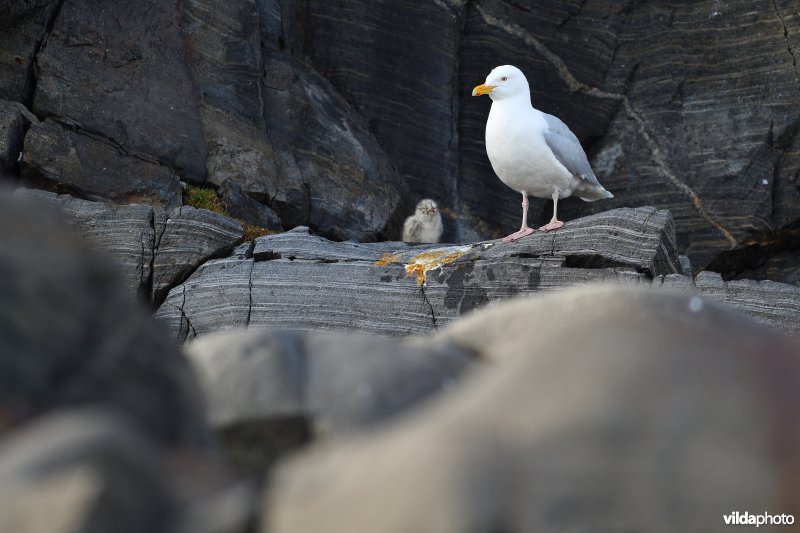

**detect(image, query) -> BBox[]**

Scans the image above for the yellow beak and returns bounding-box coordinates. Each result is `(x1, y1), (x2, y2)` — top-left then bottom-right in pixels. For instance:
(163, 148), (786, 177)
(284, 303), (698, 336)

(472, 83), (496, 96)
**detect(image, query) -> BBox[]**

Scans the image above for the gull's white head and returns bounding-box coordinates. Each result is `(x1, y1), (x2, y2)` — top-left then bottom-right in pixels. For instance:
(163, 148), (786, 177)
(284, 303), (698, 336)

(471, 65), (530, 102)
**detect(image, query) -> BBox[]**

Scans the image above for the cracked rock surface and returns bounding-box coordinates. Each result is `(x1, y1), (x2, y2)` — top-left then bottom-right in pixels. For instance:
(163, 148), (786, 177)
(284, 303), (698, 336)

(156, 208), (654, 340)
(151, 206), (244, 304)
(157, 207), (800, 341)
(22, 119), (183, 210)
(14, 188), (244, 304)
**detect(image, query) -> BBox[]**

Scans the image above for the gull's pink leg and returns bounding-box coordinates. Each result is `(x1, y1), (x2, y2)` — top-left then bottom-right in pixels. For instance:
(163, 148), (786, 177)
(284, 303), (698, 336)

(539, 188), (565, 232)
(502, 192), (535, 242)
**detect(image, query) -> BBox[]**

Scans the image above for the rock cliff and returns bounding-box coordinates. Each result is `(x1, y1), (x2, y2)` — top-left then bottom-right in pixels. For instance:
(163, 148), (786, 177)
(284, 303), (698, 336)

(1, 1), (798, 279)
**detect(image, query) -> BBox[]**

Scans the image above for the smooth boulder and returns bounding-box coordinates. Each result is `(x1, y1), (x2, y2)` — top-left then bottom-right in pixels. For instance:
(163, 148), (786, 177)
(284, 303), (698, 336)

(265, 285), (800, 533)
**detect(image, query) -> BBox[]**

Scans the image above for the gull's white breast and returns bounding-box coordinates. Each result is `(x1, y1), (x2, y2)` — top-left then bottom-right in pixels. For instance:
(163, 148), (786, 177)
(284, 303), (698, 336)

(485, 104), (576, 199)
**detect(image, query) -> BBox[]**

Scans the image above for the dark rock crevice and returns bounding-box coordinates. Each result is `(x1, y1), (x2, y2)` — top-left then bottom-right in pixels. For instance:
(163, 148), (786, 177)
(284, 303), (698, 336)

(706, 219), (800, 286)
(175, 284), (197, 342)
(24, 0), (65, 108)
(246, 258), (254, 328)
(555, 0), (590, 29)
(772, 0), (800, 95)
(47, 116), (176, 172)
(420, 285), (439, 331)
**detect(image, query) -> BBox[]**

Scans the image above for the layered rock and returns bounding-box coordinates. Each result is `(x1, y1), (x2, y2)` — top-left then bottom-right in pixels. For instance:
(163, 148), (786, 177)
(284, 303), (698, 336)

(691, 271), (800, 338)
(14, 188), (244, 304)
(14, 188), (157, 299)
(156, 207), (680, 341)
(4, 0), (800, 281)
(298, 0), (800, 275)
(151, 206), (244, 304)
(265, 285), (800, 533)
(259, 50), (402, 240)
(543, 1), (800, 272)
(301, 0), (467, 238)
(157, 207), (800, 341)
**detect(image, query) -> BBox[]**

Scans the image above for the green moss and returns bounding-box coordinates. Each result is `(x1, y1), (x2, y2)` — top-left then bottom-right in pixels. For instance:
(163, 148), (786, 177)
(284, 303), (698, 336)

(184, 183), (227, 215)
(183, 183), (277, 242)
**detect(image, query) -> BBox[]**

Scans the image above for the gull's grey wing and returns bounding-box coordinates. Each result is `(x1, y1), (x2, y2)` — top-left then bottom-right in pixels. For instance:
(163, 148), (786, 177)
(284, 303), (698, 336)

(542, 113), (600, 185)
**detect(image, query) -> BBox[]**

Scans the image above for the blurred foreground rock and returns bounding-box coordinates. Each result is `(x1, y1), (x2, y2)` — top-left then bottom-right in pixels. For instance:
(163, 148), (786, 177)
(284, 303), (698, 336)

(156, 207), (800, 340)
(0, 409), (174, 533)
(0, 190), (209, 446)
(265, 286), (800, 533)
(1, 181), (799, 532)
(0, 187), (262, 533)
(186, 329), (473, 471)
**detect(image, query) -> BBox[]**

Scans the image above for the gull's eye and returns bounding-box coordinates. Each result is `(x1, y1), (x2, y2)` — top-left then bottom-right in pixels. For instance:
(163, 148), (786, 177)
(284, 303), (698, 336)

(501, 76), (508, 81)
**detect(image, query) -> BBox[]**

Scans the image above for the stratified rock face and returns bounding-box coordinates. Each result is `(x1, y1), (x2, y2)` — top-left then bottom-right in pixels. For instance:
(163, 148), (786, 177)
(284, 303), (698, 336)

(183, 0), (265, 127)
(264, 286), (800, 533)
(151, 206), (244, 304)
(32, 0), (207, 179)
(0, 190), (209, 447)
(301, 0), (467, 237)
(156, 207), (800, 341)
(4, 0), (800, 279)
(692, 271), (800, 338)
(545, 1), (800, 272)
(260, 50), (402, 240)
(22, 120), (183, 209)
(155, 208), (681, 341)
(296, 0), (799, 276)
(14, 188), (245, 306)
(14, 188), (156, 299)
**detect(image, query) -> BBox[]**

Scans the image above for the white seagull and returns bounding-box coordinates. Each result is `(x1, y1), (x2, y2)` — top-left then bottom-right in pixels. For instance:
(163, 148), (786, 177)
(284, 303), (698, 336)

(472, 65), (613, 242)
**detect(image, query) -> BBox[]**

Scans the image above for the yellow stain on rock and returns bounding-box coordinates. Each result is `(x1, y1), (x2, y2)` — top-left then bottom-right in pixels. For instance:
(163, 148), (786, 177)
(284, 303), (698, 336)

(404, 247), (469, 285)
(374, 252), (400, 267)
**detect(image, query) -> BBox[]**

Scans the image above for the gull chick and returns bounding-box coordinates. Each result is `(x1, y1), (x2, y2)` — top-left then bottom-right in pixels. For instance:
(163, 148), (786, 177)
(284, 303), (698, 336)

(473, 65), (613, 241)
(402, 199), (443, 244)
